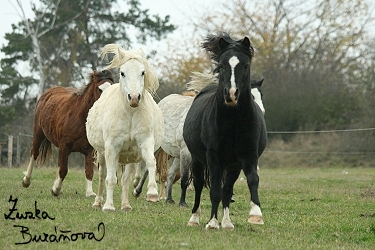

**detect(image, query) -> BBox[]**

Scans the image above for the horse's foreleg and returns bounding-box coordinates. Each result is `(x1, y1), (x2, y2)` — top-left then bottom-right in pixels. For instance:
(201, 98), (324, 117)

(243, 159), (263, 225)
(102, 147), (119, 212)
(84, 152), (96, 197)
(121, 163), (135, 211)
(22, 157), (35, 188)
(51, 148), (70, 196)
(141, 142), (159, 202)
(221, 169), (241, 230)
(205, 152), (223, 230)
(166, 157), (179, 204)
(93, 152), (106, 209)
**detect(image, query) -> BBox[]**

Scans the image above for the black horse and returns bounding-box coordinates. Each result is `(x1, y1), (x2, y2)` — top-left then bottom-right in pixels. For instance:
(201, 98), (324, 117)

(183, 32), (267, 230)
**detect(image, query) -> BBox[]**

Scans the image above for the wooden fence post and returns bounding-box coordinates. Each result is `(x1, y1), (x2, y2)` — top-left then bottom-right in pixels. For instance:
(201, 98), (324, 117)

(8, 135), (13, 168)
(17, 134), (21, 166)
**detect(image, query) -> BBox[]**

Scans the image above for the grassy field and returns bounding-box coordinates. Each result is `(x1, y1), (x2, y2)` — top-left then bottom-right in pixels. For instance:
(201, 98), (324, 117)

(1, 166), (374, 249)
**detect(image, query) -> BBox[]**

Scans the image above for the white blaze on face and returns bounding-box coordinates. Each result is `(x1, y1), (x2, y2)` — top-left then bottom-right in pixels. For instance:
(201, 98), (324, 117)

(251, 88), (265, 115)
(98, 81), (112, 92)
(228, 56), (239, 102)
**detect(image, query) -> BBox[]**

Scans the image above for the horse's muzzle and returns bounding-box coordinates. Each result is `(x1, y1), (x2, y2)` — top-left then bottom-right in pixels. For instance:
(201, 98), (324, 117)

(128, 93), (141, 107)
(224, 88), (238, 106)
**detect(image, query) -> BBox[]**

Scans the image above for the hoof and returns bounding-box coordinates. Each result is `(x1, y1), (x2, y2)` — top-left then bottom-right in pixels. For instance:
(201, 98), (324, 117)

(121, 205), (132, 212)
(132, 189), (141, 198)
(187, 221), (199, 227)
(248, 215), (264, 225)
(92, 203), (102, 209)
(205, 218), (220, 230)
(102, 205), (116, 212)
(179, 202), (189, 208)
(166, 199), (175, 204)
(22, 180), (30, 188)
(86, 192), (96, 198)
(146, 194), (159, 202)
(222, 224), (234, 230)
(50, 189), (61, 197)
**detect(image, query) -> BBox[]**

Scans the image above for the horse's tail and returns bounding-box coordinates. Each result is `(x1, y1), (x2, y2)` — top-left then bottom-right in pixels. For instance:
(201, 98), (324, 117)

(188, 161), (210, 189)
(155, 147), (169, 183)
(187, 72), (218, 93)
(37, 138), (52, 165)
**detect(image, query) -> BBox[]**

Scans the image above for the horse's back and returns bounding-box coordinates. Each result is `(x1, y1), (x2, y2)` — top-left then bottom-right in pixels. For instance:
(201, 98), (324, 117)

(36, 87), (75, 114)
(34, 86), (86, 147)
(159, 94), (194, 157)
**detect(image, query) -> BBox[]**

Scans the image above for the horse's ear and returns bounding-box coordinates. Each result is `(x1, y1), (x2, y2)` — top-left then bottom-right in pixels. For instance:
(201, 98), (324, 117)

(219, 37), (230, 51)
(242, 37), (251, 48)
(137, 48), (145, 57)
(117, 47), (124, 61)
(259, 79), (264, 87)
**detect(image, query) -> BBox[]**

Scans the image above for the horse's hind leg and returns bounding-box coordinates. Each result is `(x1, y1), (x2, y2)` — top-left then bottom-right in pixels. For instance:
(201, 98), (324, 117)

(22, 128), (45, 188)
(166, 157), (179, 204)
(51, 147), (70, 196)
(133, 166), (148, 197)
(84, 152), (96, 197)
(22, 157), (35, 188)
(187, 159), (204, 226)
(133, 162), (145, 188)
(178, 148), (191, 207)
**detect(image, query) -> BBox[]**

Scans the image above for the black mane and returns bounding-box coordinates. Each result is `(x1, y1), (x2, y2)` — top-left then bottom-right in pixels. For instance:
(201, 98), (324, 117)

(201, 32), (254, 66)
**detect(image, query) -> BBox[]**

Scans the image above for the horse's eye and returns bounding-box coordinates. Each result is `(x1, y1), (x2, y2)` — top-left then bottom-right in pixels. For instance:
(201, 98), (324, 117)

(120, 72), (125, 77)
(141, 71), (145, 76)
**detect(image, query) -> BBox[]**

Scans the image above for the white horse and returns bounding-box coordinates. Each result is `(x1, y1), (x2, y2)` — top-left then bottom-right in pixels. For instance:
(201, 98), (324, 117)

(86, 44), (164, 212)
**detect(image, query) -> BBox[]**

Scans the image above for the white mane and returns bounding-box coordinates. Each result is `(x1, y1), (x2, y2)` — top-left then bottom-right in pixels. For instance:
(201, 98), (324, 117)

(101, 44), (159, 95)
(186, 72), (218, 92)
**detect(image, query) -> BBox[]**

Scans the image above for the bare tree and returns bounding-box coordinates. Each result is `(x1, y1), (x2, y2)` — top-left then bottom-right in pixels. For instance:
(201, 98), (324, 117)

(13, 0), (90, 98)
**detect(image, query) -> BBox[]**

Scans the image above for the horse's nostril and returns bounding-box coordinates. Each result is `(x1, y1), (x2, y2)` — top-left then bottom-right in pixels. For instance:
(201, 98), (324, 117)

(127, 94), (131, 101)
(137, 94), (141, 102)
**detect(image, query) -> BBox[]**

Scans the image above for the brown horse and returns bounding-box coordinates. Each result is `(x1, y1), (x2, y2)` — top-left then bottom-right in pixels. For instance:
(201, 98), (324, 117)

(22, 70), (114, 197)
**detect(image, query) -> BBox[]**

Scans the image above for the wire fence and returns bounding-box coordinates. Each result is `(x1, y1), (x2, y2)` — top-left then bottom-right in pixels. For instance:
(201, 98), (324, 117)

(1, 127), (375, 167)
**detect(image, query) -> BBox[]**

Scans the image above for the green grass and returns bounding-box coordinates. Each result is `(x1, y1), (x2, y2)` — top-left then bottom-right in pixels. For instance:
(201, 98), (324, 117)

(1, 166), (374, 249)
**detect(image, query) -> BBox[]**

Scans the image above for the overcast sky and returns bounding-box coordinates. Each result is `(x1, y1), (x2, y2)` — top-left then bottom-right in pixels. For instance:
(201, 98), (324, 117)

(0, 0), (217, 58)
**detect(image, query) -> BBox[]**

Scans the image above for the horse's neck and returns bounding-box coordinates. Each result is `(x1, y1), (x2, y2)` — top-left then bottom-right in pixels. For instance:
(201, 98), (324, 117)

(72, 90), (96, 114)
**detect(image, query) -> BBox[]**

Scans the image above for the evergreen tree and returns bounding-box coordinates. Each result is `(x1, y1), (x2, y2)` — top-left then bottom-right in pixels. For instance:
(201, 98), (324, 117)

(0, 0), (176, 132)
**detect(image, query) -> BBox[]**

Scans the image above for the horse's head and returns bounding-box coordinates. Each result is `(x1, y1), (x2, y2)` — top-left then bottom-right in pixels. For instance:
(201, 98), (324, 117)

(203, 33), (254, 106)
(119, 57), (146, 107)
(251, 79), (265, 115)
(76, 70), (114, 100)
(92, 70), (114, 100)
(100, 44), (159, 108)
